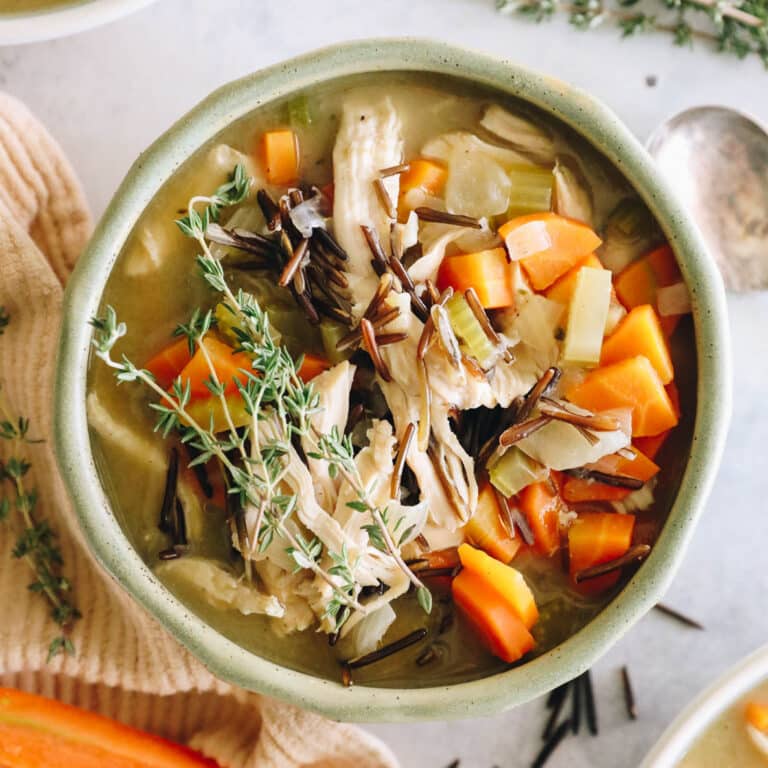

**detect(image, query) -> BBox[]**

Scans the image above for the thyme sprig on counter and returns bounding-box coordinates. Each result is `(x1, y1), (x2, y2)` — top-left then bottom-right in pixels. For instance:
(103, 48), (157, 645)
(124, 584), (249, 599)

(0, 308), (80, 661)
(90, 165), (432, 631)
(498, 0), (768, 67)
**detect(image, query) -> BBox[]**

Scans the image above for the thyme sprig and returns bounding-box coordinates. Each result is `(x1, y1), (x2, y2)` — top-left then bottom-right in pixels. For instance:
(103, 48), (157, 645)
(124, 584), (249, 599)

(0, 309), (80, 661)
(90, 165), (432, 631)
(498, 0), (768, 67)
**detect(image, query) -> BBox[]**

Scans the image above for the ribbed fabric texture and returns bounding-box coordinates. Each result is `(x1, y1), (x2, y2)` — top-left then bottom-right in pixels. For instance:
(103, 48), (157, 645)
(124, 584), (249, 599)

(0, 92), (397, 768)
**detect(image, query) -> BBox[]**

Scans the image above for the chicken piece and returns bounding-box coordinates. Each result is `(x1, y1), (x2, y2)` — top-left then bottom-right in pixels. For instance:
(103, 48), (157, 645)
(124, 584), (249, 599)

(301, 361), (356, 513)
(332, 95), (403, 319)
(254, 560), (316, 634)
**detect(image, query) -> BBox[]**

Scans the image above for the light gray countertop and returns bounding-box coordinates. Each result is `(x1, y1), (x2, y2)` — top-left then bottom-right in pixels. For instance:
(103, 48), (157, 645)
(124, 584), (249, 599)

(7, 1), (767, 765)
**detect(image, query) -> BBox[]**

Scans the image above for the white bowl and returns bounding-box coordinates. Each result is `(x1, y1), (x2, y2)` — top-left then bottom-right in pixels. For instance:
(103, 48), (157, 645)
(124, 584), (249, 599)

(0, 0), (157, 45)
(641, 644), (768, 767)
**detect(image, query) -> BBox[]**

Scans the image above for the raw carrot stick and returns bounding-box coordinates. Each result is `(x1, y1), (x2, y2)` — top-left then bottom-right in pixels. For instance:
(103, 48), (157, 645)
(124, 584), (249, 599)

(518, 481), (562, 557)
(144, 338), (193, 389)
(177, 337), (251, 401)
(568, 512), (636, 593)
(451, 568), (536, 663)
(566, 355), (679, 437)
(601, 304), (674, 384)
(457, 543), (539, 628)
(436, 247), (514, 309)
(465, 483), (522, 564)
(399, 158), (447, 198)
(0, 688), (219, 768)
(259, 129), (300, 185)
(498, 212), (602, 290)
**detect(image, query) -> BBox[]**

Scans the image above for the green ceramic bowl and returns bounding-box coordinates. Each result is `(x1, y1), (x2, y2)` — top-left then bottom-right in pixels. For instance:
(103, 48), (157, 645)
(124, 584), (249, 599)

(54, 39), (730, 722)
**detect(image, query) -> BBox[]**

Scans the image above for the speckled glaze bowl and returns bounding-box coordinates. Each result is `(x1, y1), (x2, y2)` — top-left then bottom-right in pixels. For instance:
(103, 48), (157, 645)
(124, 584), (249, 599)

(54, 39), (731, 722)
(641, 644), (768, 767)
(0, 0), (157, 45)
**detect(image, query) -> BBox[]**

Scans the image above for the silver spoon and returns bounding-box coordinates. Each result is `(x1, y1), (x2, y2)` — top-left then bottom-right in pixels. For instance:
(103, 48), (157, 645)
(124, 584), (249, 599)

(646, 106), (768, 292)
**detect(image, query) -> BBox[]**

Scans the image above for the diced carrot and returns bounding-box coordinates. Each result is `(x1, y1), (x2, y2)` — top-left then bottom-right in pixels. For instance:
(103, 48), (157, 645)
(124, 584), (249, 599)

(614, 245), (682, 336)
(746, 701), (768, 732)
(418, 547), (461, 571)
(0, 688), (218, 768)
(561, 448), (659, 504)
(144, 338), (193, 389)
(545, 253), (603, 305)
(518, 481), (562, 557)
(465, 483), (522, 564)
(568, 512), (635, 593)
(451, 568), (536, 663)
(259, 129), (299, 185)
(566, 355), (679, 437)
(667, 380), (681, 418)
(320, 182), (334, 205)
(399, 158), (447, 198)
(601, 305), (674, 385)
(297, 353), (330, 382)
(457, 544), (539, 628)
(436, 247), (515, 309)
(498, 212), (603, 290)
(177, 337), (251, 402)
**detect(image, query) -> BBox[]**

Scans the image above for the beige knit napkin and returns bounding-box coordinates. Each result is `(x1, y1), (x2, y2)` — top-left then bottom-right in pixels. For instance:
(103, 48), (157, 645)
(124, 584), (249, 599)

(0, 92), (397, 768)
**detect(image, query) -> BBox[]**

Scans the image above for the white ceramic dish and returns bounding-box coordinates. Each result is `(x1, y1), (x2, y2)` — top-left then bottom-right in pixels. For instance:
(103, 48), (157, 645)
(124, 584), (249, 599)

(0, 0), (157, 45)
(641, 644), (768, 767)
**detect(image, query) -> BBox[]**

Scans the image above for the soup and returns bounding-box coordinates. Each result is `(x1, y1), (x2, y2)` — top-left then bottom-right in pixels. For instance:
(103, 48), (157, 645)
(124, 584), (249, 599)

(680, 681), (768, 766)
(0, 0), (90, 13)
(87, 73), (695, 687)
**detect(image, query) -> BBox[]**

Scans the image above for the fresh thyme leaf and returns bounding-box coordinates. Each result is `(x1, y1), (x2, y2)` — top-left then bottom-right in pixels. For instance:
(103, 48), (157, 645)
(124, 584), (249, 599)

(0, 330), (80, 659)
(417, 586), (433, 615)
(498, 0), (768, 66)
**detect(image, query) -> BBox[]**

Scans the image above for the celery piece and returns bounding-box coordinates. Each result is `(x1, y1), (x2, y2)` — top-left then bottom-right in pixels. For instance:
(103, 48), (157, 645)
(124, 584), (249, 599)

(488, 446), (547, 498)
(562, 267), (612, 366)
(286, 93), (312, 127)
(320, 321), (353, 364)
(506, 163), (554, 218)
(445, 293), (496, 367)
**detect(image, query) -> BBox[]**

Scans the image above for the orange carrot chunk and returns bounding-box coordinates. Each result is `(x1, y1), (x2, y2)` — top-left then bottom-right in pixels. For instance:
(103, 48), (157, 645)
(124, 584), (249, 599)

(144, 338), (193, 390)
(518, 481), (562, 557)
(614, 244), (682, 336)
(498, 212), (602, 290)
(259, 129), (299, 185)
(465, 483), (522, 564)
(436, 247), (515, 309)
(297, 352), (331, 382)
(545, 253), (603, 305)
(399, 158), (447, 198)
(177, 337), (251, 402)
(562, 448), (659, 504)
(746, 701), (768, 733)
(457, 543), (539, 629)
(568, 512), (636, 592)
(0, 688), (219, 768)
(601, 304), (674, 384)
(451, 568), (536, 663)
(566, 355), (679, 437)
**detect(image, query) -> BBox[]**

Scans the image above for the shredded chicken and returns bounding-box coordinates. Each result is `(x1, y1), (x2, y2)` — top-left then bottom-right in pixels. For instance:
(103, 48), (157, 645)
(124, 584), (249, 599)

(332, 95), (403, 318)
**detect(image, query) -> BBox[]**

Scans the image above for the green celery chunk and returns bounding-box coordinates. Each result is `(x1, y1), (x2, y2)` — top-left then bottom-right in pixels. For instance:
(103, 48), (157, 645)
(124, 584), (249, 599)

(445, 293), (496, 367)
(320, 321), (353, 364)
(488, 446), (547, 498)
(506, 163), (554, 218)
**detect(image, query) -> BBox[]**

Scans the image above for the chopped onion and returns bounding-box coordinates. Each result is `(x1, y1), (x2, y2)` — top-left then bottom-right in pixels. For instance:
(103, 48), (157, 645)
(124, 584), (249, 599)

(480, 105), (556, 165)
(446, 148), (511, 218)
(657, 282), (692, 316)
(342, 603), (397, 659)
(553, 157), (594, 225)
(503, 220), (553, 261)
(288, 192), (330, 237)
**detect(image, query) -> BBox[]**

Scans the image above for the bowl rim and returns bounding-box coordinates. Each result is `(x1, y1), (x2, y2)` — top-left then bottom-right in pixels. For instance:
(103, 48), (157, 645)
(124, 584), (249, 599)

(640, 644), (768, 766)
(54, 38), (731, 722)
(0, 0), (157, 46)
